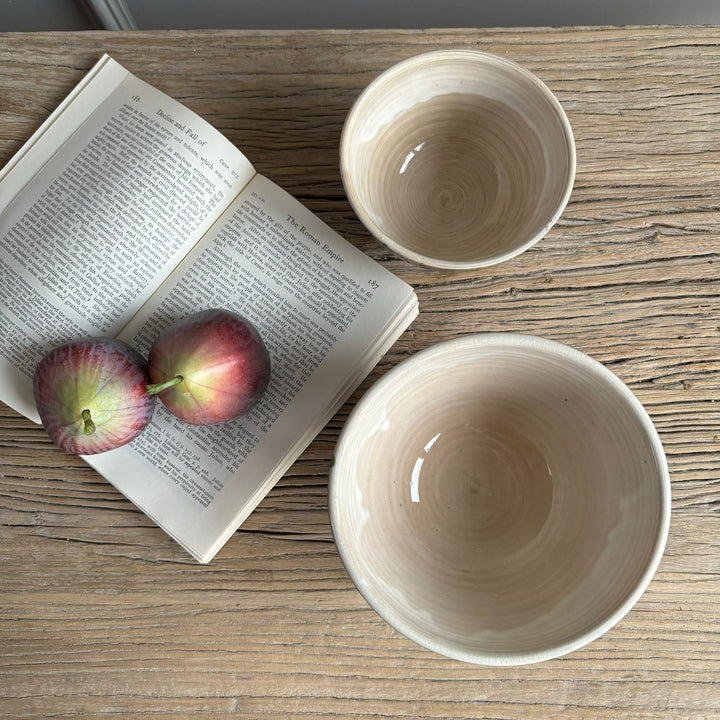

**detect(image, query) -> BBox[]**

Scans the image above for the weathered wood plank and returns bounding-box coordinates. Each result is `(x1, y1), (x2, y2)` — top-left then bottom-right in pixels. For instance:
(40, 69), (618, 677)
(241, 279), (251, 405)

(0, 27), (719, 720)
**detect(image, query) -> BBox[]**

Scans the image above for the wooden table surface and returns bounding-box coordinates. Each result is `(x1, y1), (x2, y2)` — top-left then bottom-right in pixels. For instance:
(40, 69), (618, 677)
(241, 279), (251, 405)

(0, 27), (719, 719)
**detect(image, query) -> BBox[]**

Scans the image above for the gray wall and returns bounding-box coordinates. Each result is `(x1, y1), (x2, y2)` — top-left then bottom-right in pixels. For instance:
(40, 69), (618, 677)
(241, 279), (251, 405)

(127, 0), (720, 30)
(3, 0), (720, 31)
(2, 0), (95, 30)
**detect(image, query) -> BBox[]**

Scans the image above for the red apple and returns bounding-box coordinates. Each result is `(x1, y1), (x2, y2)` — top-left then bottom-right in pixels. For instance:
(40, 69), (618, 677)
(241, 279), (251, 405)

(147, 309), (271, 426)
(33, 338), (156, 455)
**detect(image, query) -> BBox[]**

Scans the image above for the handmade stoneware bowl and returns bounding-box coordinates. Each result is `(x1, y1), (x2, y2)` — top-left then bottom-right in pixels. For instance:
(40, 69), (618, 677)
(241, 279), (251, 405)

(340, 49), (576, 269)
(329, 334), (670, 665)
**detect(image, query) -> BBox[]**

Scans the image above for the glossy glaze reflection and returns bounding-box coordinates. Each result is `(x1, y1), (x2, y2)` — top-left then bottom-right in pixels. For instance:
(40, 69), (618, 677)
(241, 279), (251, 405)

(341, 50), (576, 269)
(400, 423), (554, 561)
(364, 94), (545, 263)
(330, 335), (671, 665)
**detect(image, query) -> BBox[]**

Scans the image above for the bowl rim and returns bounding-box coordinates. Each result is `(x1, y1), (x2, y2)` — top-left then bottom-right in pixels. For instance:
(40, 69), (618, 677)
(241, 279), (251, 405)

(339, 48), (577, 270)
(328, 333), (671, 665)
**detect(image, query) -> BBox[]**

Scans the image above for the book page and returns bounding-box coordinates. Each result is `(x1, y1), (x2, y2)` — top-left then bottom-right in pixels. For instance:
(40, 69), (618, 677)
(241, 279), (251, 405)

(88, 173), (417, 562)
(0, 55), (255, 419)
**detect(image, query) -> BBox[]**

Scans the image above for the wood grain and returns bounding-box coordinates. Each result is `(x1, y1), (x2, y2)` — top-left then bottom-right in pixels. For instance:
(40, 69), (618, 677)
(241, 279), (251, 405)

(0, 27), (719, 719)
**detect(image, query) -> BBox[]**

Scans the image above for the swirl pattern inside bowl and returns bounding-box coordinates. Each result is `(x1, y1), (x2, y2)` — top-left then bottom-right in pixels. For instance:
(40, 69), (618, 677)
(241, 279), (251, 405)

(341, 50), (576, 269)
(330, 335), (670, 665)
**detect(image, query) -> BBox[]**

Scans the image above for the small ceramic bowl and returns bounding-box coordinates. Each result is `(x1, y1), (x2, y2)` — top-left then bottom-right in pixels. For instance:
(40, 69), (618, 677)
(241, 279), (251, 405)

(329, 334), (670, 665)
(340, 49), (576, 269)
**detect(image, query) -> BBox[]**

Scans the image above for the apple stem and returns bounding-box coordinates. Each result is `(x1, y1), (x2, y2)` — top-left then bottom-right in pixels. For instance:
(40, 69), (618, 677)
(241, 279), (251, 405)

(81, 409), (96, 435)
(146, 375), (183, 396)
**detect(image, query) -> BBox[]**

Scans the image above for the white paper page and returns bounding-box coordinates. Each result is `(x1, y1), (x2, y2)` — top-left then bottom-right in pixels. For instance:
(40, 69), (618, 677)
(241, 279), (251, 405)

(88, 174), (417, 561)
(0, 55), (255, 419)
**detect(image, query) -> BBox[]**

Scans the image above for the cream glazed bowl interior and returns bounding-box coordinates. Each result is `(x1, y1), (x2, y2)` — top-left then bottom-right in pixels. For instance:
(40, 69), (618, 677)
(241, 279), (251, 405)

(340, 49), (576, 269)
(329, 334), (670, 665)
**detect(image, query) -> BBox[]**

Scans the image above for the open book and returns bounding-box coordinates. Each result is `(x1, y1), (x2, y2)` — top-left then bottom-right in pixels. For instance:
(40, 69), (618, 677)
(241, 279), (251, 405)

(0, 55), (418, 562)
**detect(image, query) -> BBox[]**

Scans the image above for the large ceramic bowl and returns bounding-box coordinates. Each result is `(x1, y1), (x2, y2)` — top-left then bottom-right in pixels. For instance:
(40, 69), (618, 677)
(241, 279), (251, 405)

(340, 50), (576, 269)
(329, 334), (670, 665)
